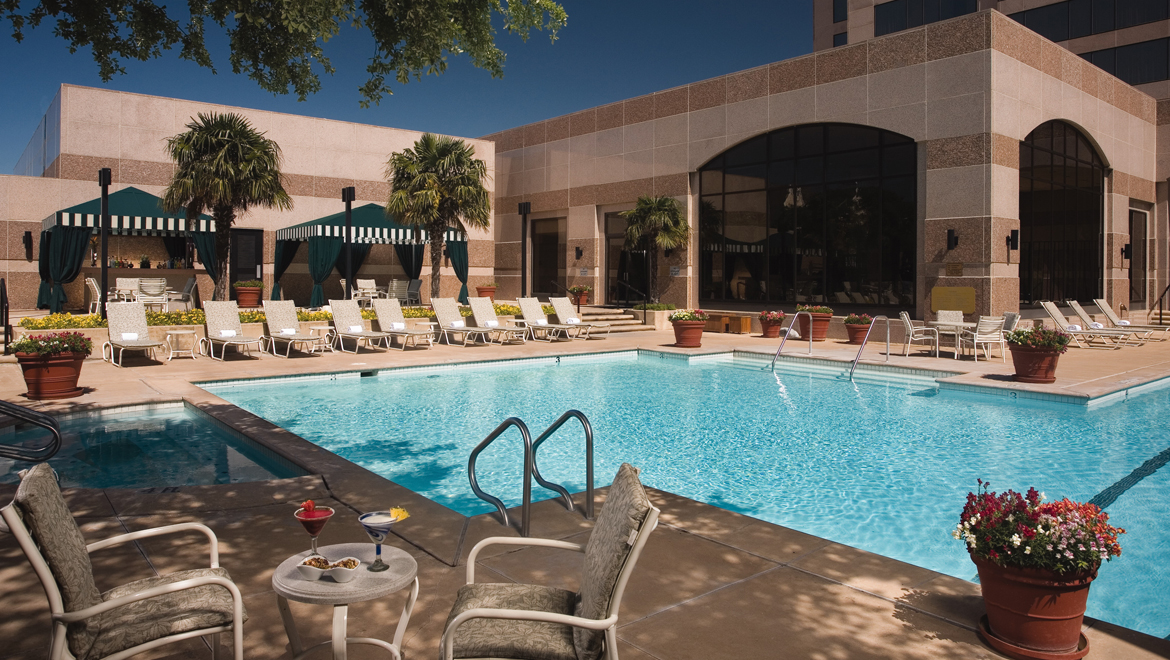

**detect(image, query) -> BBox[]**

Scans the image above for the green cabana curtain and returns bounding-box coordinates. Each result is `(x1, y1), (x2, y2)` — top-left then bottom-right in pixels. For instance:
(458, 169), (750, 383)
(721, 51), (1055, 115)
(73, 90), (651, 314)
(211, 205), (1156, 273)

(36, 230), (51, 309)
(161, 237), (188, 262)
(334, 243), (372, 279)
(46, 226), (92, 313)
(308, 236), (342, 307)
(393, 244), (424, 280)
(191, 231), (218, 284)
(447, 240), (469, 304)
(271, 240), (301, 300)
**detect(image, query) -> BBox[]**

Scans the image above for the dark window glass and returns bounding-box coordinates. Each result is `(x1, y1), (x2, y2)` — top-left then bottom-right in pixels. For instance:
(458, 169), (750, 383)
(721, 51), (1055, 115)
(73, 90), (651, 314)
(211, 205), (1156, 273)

(768, 160), (794, 188)
(939, 0), (976, 20)
(700, 170), (722, 194)
(725, 164), (767, 192)
(924, 0), (942, 24)
(827, 125), (879, 152)
(825, 150), (880, 182)
(796, 157), (824, 185)
(833, 32), (848, 47)
(884, 143), (917, 175)
(770, 129), (795, 160)
(1114, 38), (1169, 85)
(723, 136), (767, 166)
(1028, 2), (1070, 41)
(1116, 0), (1168, 28)
(874, 0), (907, 36)
(907, 0), (924, 26)
(797, 126), (824, 156)
(1093, 0), (1115, 31)
(1130, 210), (1148, 302)
(1090, 49), (1116, 76)
(834, 0), (848, 22)
(1008, 10), (1027, 25)
(1069, 0), (1093, 37)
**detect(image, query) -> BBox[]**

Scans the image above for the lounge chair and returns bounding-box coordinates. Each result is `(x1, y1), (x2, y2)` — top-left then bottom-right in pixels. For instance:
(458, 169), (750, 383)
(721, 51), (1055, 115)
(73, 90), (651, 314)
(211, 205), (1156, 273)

(468, 296), (527, 344)
(355, 278), (384, 303)
(385, 279), (408, 302)
(136, 278), (169, 312)
(114, 278), (139, 302)
(170, 277), (197, 311)
(261, 300), (327, 357)
(550, 297), (610, 339)
(1039, 301), (1128, 349)
(432, 297), (494, 346)
(85, 278), (101, 314)
(441, 463), (659, 660)
(404, 279), (422, 305)
(898, 311), (939, 357)
(371, 297), (434, 350)
(517, 297), (579, 342)
(1065, 300), (1151, 345)
(201, 301), (265, 360)
(1002, 311), (1020, 333)
(102, 302), (167, 367)
(1092, 298), (1170, 340)
(958, 316), (1007, 362)
(328, 299), (391, 353)
(1, 464), (246, 660)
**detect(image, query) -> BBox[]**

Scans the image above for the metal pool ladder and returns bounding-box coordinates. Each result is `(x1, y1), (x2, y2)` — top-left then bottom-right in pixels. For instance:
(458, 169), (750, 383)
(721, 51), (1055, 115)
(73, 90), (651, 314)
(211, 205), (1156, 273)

(467, 410), (596, 536)
(0, 400), (62, 463)
(770, 311), (813, 371)
(848, 315), (893, 380)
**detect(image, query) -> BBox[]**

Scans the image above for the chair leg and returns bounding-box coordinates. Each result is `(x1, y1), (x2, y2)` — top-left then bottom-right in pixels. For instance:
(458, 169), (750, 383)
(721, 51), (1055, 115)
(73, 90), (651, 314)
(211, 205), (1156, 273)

(212, 633), (224, 660)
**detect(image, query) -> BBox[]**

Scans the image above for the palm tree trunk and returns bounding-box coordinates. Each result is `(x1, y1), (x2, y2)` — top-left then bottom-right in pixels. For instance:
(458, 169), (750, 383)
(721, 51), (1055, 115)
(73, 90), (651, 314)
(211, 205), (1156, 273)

(649, 247), (660, 303)
(429, 220), (445, 299)
(213, 206), (235, 302)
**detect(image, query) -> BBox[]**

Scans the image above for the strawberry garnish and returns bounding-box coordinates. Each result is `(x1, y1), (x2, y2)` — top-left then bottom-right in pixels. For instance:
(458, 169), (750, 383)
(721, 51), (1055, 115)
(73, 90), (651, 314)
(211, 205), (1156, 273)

(300, 499), (315, 512)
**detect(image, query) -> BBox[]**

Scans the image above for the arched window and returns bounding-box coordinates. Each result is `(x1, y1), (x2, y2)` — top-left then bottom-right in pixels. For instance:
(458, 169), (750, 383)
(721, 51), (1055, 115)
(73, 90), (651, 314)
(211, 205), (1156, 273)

(698, 123), (917, 306)
(1019, 120), (1105, 304)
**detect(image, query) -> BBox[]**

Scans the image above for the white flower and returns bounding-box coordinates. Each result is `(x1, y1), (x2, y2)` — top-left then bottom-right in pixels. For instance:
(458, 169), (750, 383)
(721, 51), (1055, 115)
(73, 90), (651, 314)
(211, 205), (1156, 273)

(1039, 492), (1046, 501)
(1011, 534), (1022, 547)
(1025, 546), (1032, 554)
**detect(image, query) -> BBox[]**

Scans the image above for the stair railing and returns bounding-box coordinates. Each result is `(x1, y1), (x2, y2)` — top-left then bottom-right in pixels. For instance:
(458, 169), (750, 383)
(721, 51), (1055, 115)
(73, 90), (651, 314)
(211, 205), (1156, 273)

(770, 311), (814, 370)
(467, 417), (534, 536)
(1151, 282), (1170, 326)
(848, 315), (893, 380)
(1, 278), (10, 354)
(531, 410), (595, 519)
(614, 281), (648, 323)
(0, 400), (63, 463)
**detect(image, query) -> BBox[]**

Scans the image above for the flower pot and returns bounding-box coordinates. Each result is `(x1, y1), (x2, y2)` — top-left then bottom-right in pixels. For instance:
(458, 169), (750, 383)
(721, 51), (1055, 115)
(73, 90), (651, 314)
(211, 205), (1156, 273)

(797, 312), (833, 342)
(476, 286), (497, 301)
(1009, 345), (1062, 384)
(672, 320), (705, 348)
(845, 323), (871, 344)
(571, 292), (590, 306)
(16, 352), (86, 400)
(760, 319), (785, 339)
(235, 286), (262, 308)
(972, 556), (1094, 659)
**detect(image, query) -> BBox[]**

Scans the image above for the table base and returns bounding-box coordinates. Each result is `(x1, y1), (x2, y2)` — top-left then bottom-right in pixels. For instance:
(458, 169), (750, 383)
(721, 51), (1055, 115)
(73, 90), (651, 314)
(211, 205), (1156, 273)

(277, 577), (418, 660)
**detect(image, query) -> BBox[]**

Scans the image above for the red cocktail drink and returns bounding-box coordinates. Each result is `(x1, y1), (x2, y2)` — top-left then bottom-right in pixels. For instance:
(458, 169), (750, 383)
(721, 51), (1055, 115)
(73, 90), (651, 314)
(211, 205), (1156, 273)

(294, 506), (335, 556)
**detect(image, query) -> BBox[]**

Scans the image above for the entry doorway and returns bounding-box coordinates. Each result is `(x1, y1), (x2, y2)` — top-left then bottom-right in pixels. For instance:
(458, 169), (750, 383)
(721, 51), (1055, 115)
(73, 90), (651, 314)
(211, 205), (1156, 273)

(229, 229), (264, 300)
(604, 212), (648, 305)
(530, 218), (565, 299)
(1129, 210), (1148, 307)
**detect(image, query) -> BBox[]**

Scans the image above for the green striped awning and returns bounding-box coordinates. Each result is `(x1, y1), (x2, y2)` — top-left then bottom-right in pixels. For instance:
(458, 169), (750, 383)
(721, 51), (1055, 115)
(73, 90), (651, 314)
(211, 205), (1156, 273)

(46, 187), (215, 235)
(275, 203), (467, 244)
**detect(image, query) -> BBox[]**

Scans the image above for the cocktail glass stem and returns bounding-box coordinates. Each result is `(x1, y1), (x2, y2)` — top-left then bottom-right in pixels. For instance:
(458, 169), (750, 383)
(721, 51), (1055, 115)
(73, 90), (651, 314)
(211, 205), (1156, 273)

(369, 542), (388, 572)
(311, 535), (320, 557)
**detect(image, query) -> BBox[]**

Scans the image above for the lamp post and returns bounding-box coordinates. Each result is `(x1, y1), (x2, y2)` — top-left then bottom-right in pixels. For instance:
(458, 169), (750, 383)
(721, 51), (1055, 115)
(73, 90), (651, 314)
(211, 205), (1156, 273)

(342, 187), (355, 301)
(99, 168), (111, 320)
(518, 202), (530, 298)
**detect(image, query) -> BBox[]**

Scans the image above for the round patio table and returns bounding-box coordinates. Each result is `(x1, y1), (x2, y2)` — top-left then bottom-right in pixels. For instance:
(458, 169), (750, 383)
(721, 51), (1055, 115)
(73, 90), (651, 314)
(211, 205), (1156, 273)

(928, 320), (976, 359)
(273, 543), (418, 660)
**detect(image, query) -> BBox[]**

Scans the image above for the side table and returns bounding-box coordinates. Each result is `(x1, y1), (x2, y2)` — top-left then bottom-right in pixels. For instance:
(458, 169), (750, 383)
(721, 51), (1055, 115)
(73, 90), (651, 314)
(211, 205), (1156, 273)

(165, 329), (199, 361)
(273, 543), (418, 660)
(308, 325), (335, 353)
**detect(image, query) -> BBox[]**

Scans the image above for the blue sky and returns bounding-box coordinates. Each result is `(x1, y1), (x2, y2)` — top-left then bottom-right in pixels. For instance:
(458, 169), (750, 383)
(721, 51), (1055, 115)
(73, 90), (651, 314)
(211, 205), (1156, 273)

(0, 0), (812, 172)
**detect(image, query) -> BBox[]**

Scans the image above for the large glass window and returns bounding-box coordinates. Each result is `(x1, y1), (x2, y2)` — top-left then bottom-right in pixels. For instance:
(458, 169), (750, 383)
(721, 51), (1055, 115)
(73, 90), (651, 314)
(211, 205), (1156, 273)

(1019, 120), (1104, 305)
(1082, 38), (1170, 86)
(834, 0), (848, 22)
(1009, 0), (1169, 43)
(699, 124), (917, 307)
(1130, 210), (1148, 304)
(875, 0), (977, 36)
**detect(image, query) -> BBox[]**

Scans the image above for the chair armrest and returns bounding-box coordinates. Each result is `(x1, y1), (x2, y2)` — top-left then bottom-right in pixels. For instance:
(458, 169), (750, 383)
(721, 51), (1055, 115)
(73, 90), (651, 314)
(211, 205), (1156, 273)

(87, 523), (219, 568)
(55, 575), (242, 624)
(467, 537), (583, 583)
(441, 608), (618, 660)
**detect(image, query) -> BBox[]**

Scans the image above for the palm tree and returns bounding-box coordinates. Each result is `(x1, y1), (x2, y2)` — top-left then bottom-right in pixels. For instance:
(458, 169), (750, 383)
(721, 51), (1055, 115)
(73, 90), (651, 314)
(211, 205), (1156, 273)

(621, 195), (690, 302)
(163, 113), (292, 301)
(386, 134), (491, 299)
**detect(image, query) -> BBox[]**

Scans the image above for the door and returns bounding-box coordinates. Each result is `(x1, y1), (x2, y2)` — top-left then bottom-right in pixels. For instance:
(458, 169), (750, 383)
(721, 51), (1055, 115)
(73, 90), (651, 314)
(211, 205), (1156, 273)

(531, 219), (564, 298)
(1129, 210), (1148, 306)
(229, 229), (264, 300)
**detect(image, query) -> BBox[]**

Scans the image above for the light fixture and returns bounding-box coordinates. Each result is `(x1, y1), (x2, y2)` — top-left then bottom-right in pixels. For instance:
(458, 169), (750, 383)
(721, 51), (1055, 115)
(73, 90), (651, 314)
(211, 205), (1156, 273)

(946, 229), (959, 250)
(574, 246), (583, 259)
(1006, 229), (1019, 251)
(1122, 243), (1132, 259)
(22, 231), (33, 253)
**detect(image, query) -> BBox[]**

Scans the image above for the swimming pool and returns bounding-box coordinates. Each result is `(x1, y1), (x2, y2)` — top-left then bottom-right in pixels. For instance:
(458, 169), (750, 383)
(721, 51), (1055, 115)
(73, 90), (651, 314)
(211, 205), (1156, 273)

(0, 405), (306, 489)
(208, 351), (1170, 638)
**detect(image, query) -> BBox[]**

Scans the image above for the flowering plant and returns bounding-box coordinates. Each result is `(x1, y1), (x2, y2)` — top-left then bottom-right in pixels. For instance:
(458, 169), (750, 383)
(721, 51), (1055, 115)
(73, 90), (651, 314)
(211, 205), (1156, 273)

(232, 280), (264, 289)
(567, 285), (592, 294)
(954, 480), (1124, 574)
(759, 310), (786, 323)
(1006, 327), (1072, 353)
(796, 304), (834, 315)
(12, 332), (94, 356)
(669, 309), (709, 322)
(844, 313), (873, 325)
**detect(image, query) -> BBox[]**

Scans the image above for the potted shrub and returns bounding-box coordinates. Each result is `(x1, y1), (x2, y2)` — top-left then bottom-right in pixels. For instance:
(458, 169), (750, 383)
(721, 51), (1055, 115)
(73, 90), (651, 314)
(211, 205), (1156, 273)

(568, 285), (592, 306)
(758, 311), (786, 339)
(955, 480), (1123, 660)
(1006, 327), (1071, 384)
(669, 309), (709, 348)
(796, 304), (834, 342)
(139, 254), (151, 269)
(843, 313), (873, 344)
(232, 279), (264, 308)
(476, 281), (499, 301)
(12, 332), (95, 400)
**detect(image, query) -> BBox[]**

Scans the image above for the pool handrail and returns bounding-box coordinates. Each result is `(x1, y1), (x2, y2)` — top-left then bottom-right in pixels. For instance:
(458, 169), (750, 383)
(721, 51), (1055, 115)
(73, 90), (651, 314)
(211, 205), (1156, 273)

(468, 417), (534, 537)
(531, 410), (595, 520)
(848, 315), (893, 380)
(770, 311), (814, 370)
(0, 400), (63, 463)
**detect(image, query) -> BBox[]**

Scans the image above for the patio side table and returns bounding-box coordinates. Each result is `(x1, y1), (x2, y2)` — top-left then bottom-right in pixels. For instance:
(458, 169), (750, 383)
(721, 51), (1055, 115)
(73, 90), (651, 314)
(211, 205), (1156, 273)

(165, 329), (198, 361)
(273, 543), (418, 660)
(308, 325), (335, 353)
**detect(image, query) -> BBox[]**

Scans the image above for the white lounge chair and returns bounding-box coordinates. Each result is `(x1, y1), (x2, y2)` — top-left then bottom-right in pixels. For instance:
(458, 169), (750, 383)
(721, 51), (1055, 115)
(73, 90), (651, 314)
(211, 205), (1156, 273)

(1065, 300), (1151, 346)
(201, 301), (265, 360)
(1, 464), (246, 660)
(1092, 298), (1169, 340)
(261, 300), (327, 357)
(517, 297), (579, 342)
(1040, 301), (1127, 349)
(432, 298), (495, 346)
(102, 302), (167, 367)
(468, 297), (527, 344)
(441, 463), (659, 660)
(328, 299), (390, 353)
(550, 297), (610, 339)
(371, 297), (434, 350)
(958, 316), (1007, 362)
(898, 311), (938, 357)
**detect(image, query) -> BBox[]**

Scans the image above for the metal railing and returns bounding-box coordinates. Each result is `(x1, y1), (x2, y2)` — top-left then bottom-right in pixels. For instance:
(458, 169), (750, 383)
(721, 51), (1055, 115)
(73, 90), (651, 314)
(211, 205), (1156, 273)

(848, 315), (893, 380)
(468, 417), (534, 536)
(531, 410), (595, 520)
(1, 278), (10, 354)
(770, 311), (814, 370)
(614, 280), (649, 323)
(0, 400), (63, 463)
(1152, 282), (1170, 325)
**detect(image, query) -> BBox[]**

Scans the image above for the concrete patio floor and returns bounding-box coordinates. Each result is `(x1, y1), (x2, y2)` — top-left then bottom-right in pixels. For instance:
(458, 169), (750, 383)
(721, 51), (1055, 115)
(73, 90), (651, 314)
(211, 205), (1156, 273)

(3, 326), (1170, 659)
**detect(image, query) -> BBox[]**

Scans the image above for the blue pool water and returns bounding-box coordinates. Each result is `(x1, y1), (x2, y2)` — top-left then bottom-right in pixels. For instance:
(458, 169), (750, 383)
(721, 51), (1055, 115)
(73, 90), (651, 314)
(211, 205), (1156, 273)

(1, 406), (305, 488)
(208, 352), (1170, 638)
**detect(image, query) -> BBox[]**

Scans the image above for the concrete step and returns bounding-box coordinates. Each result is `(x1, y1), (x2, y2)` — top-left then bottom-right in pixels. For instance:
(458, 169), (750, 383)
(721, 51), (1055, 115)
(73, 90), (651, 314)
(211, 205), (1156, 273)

(605, 323), (655, 333)
(581, 314), (639, 322)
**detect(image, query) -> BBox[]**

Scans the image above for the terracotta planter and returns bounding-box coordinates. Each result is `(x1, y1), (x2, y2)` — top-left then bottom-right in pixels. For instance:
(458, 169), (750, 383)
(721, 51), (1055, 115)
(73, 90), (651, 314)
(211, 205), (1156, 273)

(16, 352), (87, 400)
(570, 291), (590, 306)
(476, 286), (497, 301)
(760, 319), (785, 339)
(672, 320), (705, 348)
(797, 312), (833, 342)
(1009, 345), (1062, 384)
(235, 286), (262, 308)
(973, 556), (1094, 659)
(845, 323), (871, 344)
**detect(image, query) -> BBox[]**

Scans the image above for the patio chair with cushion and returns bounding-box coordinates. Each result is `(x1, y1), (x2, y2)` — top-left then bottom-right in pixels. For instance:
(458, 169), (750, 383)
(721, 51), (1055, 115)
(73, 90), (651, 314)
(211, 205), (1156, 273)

(136, 278), (169, 312)
(898, 311), (938, 357)
(404, 279), (423, 305)
(328, 299), (390, 353)
(1066, 300), (1152, 345)
(1002, 311), (1020, 333)
(0, 464), (246, 660)
(85, 278), (101, 315)
(432, 298), (494, 346)
(1039, 301), (1128, 349)
(934, 309), (964, 349)
(468, 297), (527, 344)
(385, 280), (409, 303)
(371, 298), (434, 350)
(1092, 298), (1170, 340)
(517, 297), (579, 342)
(441, 463), (660, 660)
(550, 297), (610, 339)
(958, 316), (1007, 362)
(201, 301), (265, 360)
(102, 302), (167, 367)
(261, 300), (326, 357)
(169, 278), (197, 311)
(355, 279), (384, 305)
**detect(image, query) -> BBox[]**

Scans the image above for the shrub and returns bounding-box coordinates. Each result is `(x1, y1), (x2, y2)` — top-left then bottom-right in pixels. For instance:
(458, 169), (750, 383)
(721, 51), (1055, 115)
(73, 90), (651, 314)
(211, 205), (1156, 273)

(843, 313), (873, 325)
(400, 306), (436, 319)
(232, 280), (264, 289)
(12, 331), (94, 356)
(568, 285), (592, 294)
(297, 310), (334, 322)
(237, 310), (267, 324)
(479, 281), (499, 287)
(20, 313), (107, 329)
(796, 304), (834, 315)
(1006, 327), (1072, 353)
(759, 310), (786, 322)
(493, 303), (521, 316)
(146, 309), (206, 326)
(633, 303), (677, 311)
(669, 309), (710, 322)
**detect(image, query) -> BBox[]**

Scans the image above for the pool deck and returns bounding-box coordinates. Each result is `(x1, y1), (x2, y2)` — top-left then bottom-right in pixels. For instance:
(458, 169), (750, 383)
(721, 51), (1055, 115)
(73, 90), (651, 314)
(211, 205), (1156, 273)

(3, 327), (1170, 659)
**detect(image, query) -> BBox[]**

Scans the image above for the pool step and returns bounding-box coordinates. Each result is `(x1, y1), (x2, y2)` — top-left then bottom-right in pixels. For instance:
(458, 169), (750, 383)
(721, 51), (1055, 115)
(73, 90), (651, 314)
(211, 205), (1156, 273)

(579, 311), (655, 333)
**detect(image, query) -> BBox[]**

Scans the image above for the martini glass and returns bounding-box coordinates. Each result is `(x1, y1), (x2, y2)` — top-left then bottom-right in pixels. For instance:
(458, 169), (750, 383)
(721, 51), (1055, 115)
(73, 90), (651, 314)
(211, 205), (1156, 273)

(358, 511), (398, 572)
(294, 506), (335, 557)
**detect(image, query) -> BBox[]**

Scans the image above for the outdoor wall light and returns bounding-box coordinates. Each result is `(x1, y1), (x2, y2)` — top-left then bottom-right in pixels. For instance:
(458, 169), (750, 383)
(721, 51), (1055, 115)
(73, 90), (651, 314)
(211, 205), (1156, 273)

(1122, 243), (1132, 259)
(946, 229), (959, 250)
(574, 246), (583, 259)
(1006, 229), (1019, 250)
(22, 231), (33, 254)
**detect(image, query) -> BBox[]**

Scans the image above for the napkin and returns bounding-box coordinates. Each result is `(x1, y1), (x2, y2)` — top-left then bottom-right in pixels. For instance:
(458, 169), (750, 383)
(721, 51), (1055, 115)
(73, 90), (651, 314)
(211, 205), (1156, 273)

(485, 320), (499, 327)
(535, 319), (548, 326)
(220, 329), (236, 338)
(391, 322), (405, 330)
(450, 320), (465, 328)
(1118, 320), (1131, 326)
(121, 332), (138, 341)
(1066, 324), (1081, 331)
(280, 328), (296, 335)
(349, 325), (363, 332)
(566, 317), (580, 324)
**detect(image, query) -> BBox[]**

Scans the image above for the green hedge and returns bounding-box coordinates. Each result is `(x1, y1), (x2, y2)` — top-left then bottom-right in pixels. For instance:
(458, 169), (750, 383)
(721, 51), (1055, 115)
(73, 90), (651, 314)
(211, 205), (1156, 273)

(16, 304), (531, 328)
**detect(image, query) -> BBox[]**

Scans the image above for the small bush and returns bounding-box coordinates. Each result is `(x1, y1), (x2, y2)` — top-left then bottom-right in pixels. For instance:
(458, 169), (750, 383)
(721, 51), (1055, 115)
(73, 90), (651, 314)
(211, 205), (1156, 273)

(843, 313), (873, 325)
(632, 303), (677, 311)
(20, 313), (107, 329)
(796, 304), (834, 315)
(400, 306), (436, 319)
(232, 280), (264, 289)
(146, 309), (206, 326)
(493, 303), (521, 316)
(297, 310), (334, 322)
(11, 331), (94, 356)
